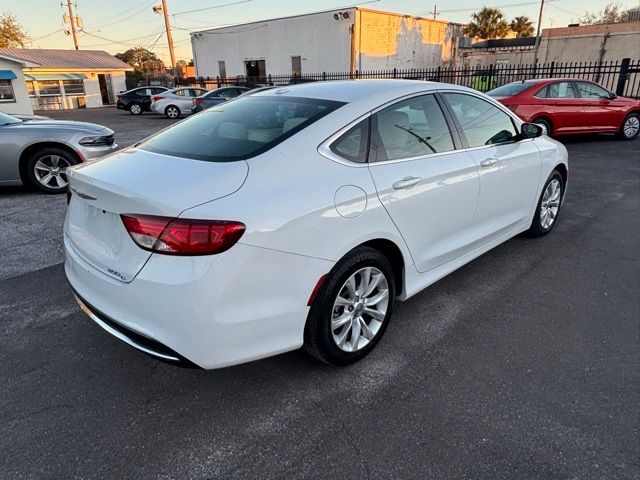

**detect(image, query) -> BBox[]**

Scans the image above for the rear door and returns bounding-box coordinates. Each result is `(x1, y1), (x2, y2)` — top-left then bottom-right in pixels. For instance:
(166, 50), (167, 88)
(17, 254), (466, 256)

(534, 81), (584, 134)
(442, 92), (541, 243)
(367, 93), (481, 273)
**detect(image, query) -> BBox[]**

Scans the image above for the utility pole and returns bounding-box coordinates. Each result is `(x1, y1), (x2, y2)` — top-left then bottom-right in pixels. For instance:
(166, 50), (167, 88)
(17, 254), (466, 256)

(428, 5), (440, 20)
(65, 0), (79, 50)
(155, 0), (176, 73)
(533, 0), (545, 65)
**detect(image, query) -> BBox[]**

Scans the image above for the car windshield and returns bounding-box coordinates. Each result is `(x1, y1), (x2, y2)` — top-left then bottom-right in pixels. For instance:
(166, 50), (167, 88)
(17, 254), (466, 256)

(0, 112), (21, 126)
(487, 82), (534, 97)
(138, 96), (345, 162)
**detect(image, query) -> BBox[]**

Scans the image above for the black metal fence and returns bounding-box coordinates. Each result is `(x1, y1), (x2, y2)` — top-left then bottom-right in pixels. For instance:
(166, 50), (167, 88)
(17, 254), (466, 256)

(184, 58), (640, 98)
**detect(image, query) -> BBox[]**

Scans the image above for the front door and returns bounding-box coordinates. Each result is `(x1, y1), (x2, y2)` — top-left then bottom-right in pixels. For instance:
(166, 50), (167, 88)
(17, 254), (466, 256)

(441, 92), (541, 243)
(573, 81), (622, 132)
(97, 74), (111, 105)
(368, 93), (480, 273)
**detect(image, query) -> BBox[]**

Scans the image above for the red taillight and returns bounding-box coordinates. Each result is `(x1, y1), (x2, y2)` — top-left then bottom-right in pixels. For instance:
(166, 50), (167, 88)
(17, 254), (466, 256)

(194, 98), (203, 105)
(151, 96), (164, 102)
(116, 95), (122, 101)
(121, 214), (245, 256)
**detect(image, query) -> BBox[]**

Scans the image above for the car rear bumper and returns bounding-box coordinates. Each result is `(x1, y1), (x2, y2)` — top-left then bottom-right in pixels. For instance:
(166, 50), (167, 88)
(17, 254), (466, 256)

(64, 233), (335, 369)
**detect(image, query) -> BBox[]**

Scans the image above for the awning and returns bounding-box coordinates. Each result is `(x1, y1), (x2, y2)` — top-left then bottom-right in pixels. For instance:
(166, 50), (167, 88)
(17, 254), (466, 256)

(24, 73), (87, 81)
(0, 70), (18, 80)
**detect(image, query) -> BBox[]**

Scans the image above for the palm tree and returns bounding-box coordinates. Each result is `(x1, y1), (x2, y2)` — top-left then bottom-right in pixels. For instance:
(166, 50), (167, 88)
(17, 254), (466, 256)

(510, 16), (535, 38)
(463, 7), (510, 39)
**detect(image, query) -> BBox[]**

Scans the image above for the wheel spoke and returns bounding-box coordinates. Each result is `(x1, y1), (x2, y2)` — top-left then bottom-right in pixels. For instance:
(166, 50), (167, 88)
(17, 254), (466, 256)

(359, 317), (375, 340)
(334, 295), (351, 307)
(357, 267), (371, 296)
(364, 306), (385, 321)
(363, 272), (382, 297)
(52, 175), (63, 187)
(34, 160), (51, 173)
(365, 289), (388, 307)
(40, 173), (53, 185)
(350, 318), (361, 350)
(345, 276), (357, 299)
(336, 324), (351, 348)
(51, 156), (60, 168)
(331, 312), (352, 331)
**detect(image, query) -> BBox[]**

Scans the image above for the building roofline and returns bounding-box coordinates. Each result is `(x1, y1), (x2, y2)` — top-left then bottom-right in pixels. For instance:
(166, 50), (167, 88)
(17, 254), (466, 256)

(190, 5), (459, 35)
(0, 53), (40, 68)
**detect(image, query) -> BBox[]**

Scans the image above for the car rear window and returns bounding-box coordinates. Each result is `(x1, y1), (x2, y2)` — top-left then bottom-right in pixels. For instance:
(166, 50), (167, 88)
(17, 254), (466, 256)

(487, 82), (534, 97)
(138, 96), (344, 162)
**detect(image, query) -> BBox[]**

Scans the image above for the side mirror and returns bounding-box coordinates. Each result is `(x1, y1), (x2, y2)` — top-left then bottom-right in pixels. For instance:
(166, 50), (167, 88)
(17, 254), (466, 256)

(609, 92), (617, 100)
(522, 122), (544, 138)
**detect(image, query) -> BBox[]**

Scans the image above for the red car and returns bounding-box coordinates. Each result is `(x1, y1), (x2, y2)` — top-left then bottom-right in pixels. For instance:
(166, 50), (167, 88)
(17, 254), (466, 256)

(488, 79), (640, 140)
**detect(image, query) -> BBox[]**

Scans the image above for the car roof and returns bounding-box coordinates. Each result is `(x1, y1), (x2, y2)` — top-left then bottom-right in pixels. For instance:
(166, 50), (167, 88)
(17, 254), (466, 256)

(251, 79), (470, 103)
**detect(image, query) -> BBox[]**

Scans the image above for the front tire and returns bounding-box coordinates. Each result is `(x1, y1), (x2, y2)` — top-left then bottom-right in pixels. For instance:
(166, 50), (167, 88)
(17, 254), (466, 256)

(165, 105), (180, 119)
(304, 247), (396, 366)
(527, 170), (564, 237)
(25, 147), (79, 194)
(617, 113), (640, 140)
(129, 103), (142, 115)
(534, 118), (552, 137)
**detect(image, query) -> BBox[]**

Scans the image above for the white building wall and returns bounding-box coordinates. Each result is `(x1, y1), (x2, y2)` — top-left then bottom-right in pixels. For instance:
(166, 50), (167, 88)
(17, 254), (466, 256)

(0, 58), (33, 115)
(192, 10), (355, 77)
(110, 73), (127, 94)
(82, 76), (103, 108)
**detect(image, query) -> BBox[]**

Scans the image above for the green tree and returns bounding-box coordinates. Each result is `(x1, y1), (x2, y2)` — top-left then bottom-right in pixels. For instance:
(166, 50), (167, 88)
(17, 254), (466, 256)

(115, 47), (165, 80)
(510, 16), (535, 38)
(464, 7), (510, 39)
(0, 13), (29, 48)
(580, 3), (629, 24)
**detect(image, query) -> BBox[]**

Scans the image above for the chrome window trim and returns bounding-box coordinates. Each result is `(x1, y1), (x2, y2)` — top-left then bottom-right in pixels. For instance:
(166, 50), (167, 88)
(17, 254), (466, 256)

(318, 87), (530, 167)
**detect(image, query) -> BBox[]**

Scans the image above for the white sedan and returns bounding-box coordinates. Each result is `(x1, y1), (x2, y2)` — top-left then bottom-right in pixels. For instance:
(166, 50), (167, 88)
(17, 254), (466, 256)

(65, 80), (568, 369)
(150, 87), (209, 118)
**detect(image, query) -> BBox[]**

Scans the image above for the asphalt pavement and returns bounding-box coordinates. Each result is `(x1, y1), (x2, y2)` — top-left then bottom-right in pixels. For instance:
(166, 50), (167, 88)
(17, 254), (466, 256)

(0, 110), (638, 479)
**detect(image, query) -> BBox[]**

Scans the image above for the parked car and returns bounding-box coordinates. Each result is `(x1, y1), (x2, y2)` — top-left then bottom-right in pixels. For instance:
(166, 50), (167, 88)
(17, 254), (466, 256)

(65, 80), (568, 369)
(116, 86), (169, 115)
(150, 87), (209, 119)
(488, 79), (640, 140)
(190, 86), (251, 114)
(0, 111), (116, 194)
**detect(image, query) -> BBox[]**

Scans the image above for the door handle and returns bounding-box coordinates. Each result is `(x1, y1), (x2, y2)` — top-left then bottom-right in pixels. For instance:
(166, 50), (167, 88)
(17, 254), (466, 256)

(392, 176), (422, 189)
(480, 157), (498, 167)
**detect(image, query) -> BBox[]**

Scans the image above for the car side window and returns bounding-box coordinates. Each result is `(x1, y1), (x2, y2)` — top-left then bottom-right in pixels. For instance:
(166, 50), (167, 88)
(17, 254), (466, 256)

(373, 94), (455, 162)
(536, 82), (576, 99)
(575, 82), (610, 99)
(218, 89), (235, 99)
(330, 118), (370, 163)
(443, 93), (519, 148)
(174, 89), (186, 96)
(152, 88), (165, 94)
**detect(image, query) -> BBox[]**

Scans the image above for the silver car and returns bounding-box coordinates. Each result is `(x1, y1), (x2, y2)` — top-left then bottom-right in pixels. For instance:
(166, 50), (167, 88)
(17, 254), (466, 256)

(0, 111), (117, 193)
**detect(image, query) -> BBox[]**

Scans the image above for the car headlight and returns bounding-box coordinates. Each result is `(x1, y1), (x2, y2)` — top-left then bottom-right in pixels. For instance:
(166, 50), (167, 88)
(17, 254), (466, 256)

(78, 134), (115, 146)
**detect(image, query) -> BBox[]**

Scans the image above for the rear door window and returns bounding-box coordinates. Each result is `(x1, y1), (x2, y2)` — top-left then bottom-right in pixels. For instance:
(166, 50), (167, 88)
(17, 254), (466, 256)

(139, 96), (344, 162)
(535, 82), (576, 99)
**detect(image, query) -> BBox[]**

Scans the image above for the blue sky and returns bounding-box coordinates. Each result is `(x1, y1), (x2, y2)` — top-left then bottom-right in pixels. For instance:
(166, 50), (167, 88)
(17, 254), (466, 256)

(7, 0), (625, 63)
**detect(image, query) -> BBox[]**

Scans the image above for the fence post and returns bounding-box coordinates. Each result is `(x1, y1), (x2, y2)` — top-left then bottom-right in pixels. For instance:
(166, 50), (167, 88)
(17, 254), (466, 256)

(615, 58), (631, 96)
(216, 76), (220, 88)
(393, 68), (397, 79)
(268, 74), (272, 85)
(436, 66), (442, 82)
(549, 61), (555, 78)
(323, 71), (326, 81)
(355, 70), (359, 79)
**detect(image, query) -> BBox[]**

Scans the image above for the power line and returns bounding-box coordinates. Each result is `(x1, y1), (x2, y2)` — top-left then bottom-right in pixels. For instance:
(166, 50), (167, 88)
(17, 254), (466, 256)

(173, 0), (252, 17)
(89, 0), (157, 29)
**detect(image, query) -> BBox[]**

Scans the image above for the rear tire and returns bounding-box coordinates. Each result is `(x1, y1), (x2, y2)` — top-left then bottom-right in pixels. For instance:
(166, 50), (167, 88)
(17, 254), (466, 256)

(129, 103), (142, 115)
(25, 147), (79, 194)
(304, 247), (396, 366)
(527, 170), (564, 237)
(165, 105), (180, 119)
(617, 113), (640, 140)
(533, 118), (552, 137)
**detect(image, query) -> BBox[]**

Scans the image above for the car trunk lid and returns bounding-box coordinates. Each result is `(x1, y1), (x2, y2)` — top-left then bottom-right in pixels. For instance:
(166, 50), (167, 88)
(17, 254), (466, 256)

(64, 148), (248, 282)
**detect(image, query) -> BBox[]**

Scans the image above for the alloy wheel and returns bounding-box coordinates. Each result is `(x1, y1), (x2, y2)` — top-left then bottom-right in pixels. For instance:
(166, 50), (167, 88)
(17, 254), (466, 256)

(130, 104), (142, 115)
(33, 155), (71, 189)
(540, 179), (561, 229)
(623, 116), (639, 139)
(166, 106), (179, 119)
(331, 267), (389, 352)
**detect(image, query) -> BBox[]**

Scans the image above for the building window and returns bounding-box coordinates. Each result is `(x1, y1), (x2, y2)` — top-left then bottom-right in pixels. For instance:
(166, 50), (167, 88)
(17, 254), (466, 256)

(292, 56), (302, 76)
(0, 80), (16, 102)
(38, 80), (62, 96)
(62, 79), (85, 95)
(26, 81), (36, 96)
(218, 61), (226, 78)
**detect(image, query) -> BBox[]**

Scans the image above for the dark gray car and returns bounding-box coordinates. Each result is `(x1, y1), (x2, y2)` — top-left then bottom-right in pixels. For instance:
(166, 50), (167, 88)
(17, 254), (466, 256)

(190, 86), (251, 114)
(0, 112), (117, 193)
